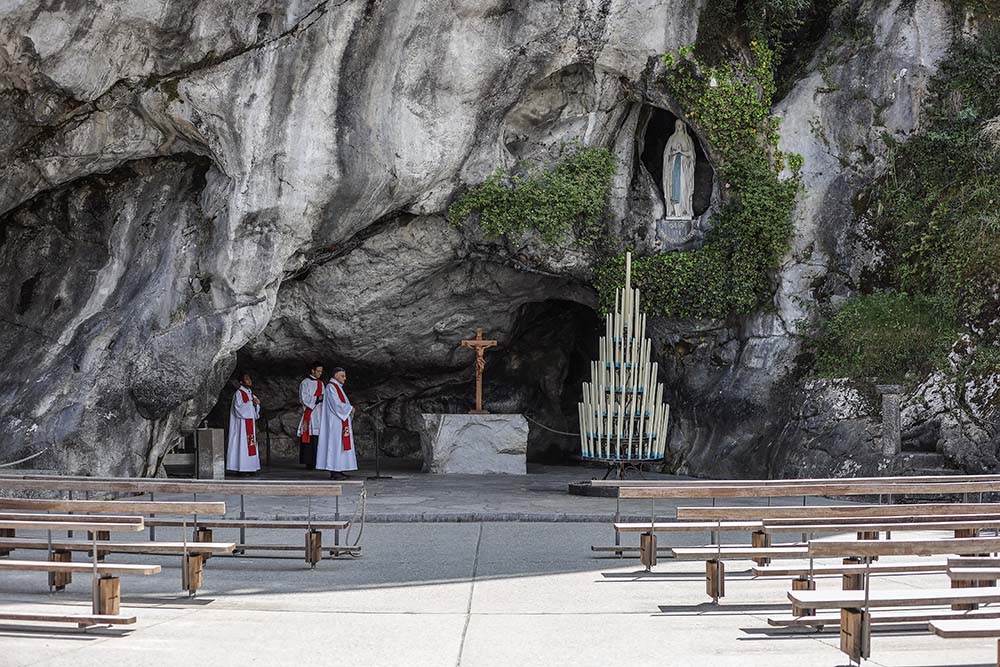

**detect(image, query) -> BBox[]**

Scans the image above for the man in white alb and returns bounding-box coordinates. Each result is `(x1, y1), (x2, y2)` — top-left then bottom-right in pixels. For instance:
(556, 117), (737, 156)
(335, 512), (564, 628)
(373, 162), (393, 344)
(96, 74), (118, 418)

(297, 362), (324, 469)
(316, 367), (358, 479)
(227, 372), (261, 474)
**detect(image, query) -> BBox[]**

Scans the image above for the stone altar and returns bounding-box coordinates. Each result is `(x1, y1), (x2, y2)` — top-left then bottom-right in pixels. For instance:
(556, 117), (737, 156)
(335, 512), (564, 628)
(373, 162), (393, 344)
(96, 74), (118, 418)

(418, 414), (527, 474)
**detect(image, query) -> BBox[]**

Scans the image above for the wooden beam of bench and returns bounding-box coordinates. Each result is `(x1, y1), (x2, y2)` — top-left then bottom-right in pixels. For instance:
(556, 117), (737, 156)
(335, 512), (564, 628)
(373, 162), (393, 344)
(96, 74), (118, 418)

(0, 498), (226, 515)
(770, 607), (1000, 628)
(764, 513), (1000, 527)
(677, 504), (1000, 520)
(0, 519), (143, 532)
(0, 537), (235, 554)
(0, 472), (365, 487)
(620, 481), (1000, 499)
(808, 537), (1000, 558)
(752, 561), (949, 577)
(931, 618), (1000, 638)
(144, 518), (350, 529)
(0, 560), (161, 575)
(592, 473), (1000, 487)
(0, 611), (136, 626)
(613, 521), (761, 532)
(0, 478), (343, 496)
(0, 513), (143, 524)
(948, 557), (1000, 569)
(789, 587), (1000, 609)
(670, 546), (808, 559)
(766, 519), (1000, 534)
(950, 568), (1000, 581)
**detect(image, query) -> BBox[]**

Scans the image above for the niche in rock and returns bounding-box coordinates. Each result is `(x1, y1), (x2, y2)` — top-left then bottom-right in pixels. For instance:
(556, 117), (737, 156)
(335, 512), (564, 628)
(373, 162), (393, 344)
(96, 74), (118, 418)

(634, 106), (716, 251)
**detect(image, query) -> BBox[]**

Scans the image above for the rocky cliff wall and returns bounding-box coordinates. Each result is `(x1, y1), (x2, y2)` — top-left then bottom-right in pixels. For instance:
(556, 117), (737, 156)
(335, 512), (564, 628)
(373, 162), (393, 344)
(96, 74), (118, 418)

(0, 0), (991, 477)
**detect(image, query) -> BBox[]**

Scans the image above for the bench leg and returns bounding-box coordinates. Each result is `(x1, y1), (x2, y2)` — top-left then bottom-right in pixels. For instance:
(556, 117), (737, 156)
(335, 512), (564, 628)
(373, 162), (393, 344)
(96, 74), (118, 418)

(0, 528), (13, 557)
(182, 554), (204, 595)
(706, 559), (725, 602)
(194, 528), (213, 561)
(791, 576), (816, 616)
(840, 607), (870, 663)
(639, 532), (657, 571)
(751, 531), (771, 566)
(87, 530), (110, 561)
(49, 549), (73, 590)
(842, 557), (864, 590)
(96, 576), (120, 615)
(305, 530), (323, 567)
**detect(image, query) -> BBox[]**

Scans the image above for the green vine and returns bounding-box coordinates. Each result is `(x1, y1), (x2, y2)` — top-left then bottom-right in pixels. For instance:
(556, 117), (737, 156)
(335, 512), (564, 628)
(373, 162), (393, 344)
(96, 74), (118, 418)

(447, 144), (616, 250)
(811, 27), (1000, 383)
(595, 41), (802, 319)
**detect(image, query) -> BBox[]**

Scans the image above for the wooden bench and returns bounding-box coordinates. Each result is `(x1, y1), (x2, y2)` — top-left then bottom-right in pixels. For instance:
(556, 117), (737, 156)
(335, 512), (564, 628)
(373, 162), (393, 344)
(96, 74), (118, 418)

(0, 611), (137, 628)
(0, 477), (361, 564)
(676, 504), (1000, 520)
(0, 514), (147, 617)
(0, 499), (229, 595)
(931, 618), (1000, 666)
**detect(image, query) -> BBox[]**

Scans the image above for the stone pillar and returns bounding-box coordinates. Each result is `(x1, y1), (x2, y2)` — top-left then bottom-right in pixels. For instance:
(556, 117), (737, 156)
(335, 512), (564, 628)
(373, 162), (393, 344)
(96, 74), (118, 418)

(196, 427), (225, 479)
(876, 384), (904, 457)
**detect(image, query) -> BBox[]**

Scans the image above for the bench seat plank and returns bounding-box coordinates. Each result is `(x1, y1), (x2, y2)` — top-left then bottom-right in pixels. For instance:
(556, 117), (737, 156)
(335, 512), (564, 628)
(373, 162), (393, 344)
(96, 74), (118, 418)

(0, 519), (143, 532)
(613, 521), (761, 532)
(620, 481), (1000, 499)
(0, 560), (160, 575)
(678, 504), (1000, 521)
(766, 519), (1000, 534)
(0, 537), (235, 554)
(753, 561), (948, 577)
(671, 546), (807, 559)
(0, 478), (344, 497)
(0, 498), (226, 515)
(949, 568), (1000, 580)
(789, 587), (1000, 608)
(0, 612), (136, 626)
(770, 607), (1000, 627)
(808, 537), (1000, 558)
(145, 518), (350, 530)
(931, 618), (1000, 638)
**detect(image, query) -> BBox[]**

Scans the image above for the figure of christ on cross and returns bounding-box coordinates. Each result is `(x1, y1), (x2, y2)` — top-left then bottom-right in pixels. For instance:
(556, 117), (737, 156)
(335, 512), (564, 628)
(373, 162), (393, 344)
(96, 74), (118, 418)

(460, 328), (497, 414)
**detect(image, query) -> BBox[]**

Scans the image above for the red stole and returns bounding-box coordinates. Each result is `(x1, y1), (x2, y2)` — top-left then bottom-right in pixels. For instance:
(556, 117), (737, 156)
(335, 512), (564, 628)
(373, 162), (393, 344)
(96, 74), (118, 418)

(239, 389), (257, 456)
(300, 379), (323, 443)
(331, 383), (352, 451)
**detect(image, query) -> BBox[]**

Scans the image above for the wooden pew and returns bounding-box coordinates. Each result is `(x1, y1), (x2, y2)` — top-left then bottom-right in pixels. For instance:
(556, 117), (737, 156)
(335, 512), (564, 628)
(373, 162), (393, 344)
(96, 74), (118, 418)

(0, 477), (360, 564)
(786, 536), (1000, 662)
(0, 514), (145, 617)
(677, 504), (1000, 520)
(930, 618), (1000, 667)
(0, 611), (137, 629)
(0, 499), (229, 594)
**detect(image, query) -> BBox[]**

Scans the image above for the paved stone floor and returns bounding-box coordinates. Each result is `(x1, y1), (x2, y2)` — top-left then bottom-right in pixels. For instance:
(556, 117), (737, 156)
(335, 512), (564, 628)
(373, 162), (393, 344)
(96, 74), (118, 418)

(0, 467), (995, 665)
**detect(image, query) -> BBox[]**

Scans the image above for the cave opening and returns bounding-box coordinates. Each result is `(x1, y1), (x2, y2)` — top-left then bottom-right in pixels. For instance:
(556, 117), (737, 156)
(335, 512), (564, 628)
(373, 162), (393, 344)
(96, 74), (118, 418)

(486, 298), (602, 464)
(637, 106), (714, 218)
(201, 298), (603, 471)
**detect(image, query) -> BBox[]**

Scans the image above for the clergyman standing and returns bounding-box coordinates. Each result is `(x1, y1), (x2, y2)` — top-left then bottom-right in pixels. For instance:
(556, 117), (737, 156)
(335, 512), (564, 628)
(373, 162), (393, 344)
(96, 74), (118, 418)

(316, 367), (358, 479)
(227, 372), (261, 474)
(297, 362), (324, 470)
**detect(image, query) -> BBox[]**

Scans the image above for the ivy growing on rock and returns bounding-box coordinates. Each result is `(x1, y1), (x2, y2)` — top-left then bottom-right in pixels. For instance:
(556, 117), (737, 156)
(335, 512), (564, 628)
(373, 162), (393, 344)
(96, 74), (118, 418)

(594, 41), (802, 319)
(447, 144), (616, 250)
(811, 27), (1000, 382)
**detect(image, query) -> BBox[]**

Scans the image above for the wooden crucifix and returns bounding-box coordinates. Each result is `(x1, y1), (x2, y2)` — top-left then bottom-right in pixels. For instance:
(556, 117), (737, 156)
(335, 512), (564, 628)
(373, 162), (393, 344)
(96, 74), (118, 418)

(460, 328), (497, 414)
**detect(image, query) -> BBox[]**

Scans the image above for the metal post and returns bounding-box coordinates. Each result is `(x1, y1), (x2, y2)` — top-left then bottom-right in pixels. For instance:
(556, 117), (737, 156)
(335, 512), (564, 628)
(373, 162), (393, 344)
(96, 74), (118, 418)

(334, 496), (340, 547)
(614, 495), (622, 557)
(91, 533), (99, 614)
(710, 497), (717, 546)
(239, 494), (246, 549)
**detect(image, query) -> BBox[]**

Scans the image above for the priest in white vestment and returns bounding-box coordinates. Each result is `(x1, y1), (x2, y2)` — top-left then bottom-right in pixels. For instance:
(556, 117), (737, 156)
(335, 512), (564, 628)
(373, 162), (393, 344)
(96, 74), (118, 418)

(227, 372), (261, 473)
(296, 362), (324, 469)
(316, 367), (357, 479)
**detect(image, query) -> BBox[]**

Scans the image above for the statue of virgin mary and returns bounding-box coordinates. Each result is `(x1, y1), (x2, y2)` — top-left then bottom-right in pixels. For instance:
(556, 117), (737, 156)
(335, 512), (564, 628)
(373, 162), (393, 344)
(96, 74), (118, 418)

(662, 120), (695, 219)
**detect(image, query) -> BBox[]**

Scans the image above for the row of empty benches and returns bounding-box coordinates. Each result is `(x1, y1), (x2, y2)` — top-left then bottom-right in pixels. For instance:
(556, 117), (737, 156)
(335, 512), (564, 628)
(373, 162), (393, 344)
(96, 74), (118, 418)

(0, 473), (365, 630)
(597, 474), (1000, 665)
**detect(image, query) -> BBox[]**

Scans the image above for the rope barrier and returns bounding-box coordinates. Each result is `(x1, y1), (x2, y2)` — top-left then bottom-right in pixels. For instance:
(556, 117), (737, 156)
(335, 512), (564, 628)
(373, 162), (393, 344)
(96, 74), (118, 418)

(0, 447), (49, 468)
(523, 414), (579, 437)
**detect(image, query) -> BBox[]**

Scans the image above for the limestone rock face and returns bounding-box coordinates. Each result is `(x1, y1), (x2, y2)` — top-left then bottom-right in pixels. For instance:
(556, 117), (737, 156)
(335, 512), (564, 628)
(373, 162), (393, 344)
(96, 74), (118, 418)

(0, 0), (991, 478)
(419, 414), (527, 475)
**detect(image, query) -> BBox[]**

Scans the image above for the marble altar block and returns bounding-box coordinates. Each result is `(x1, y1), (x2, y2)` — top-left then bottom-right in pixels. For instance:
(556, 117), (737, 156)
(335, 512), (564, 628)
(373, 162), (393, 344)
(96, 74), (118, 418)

(419, 414), (527, 474)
